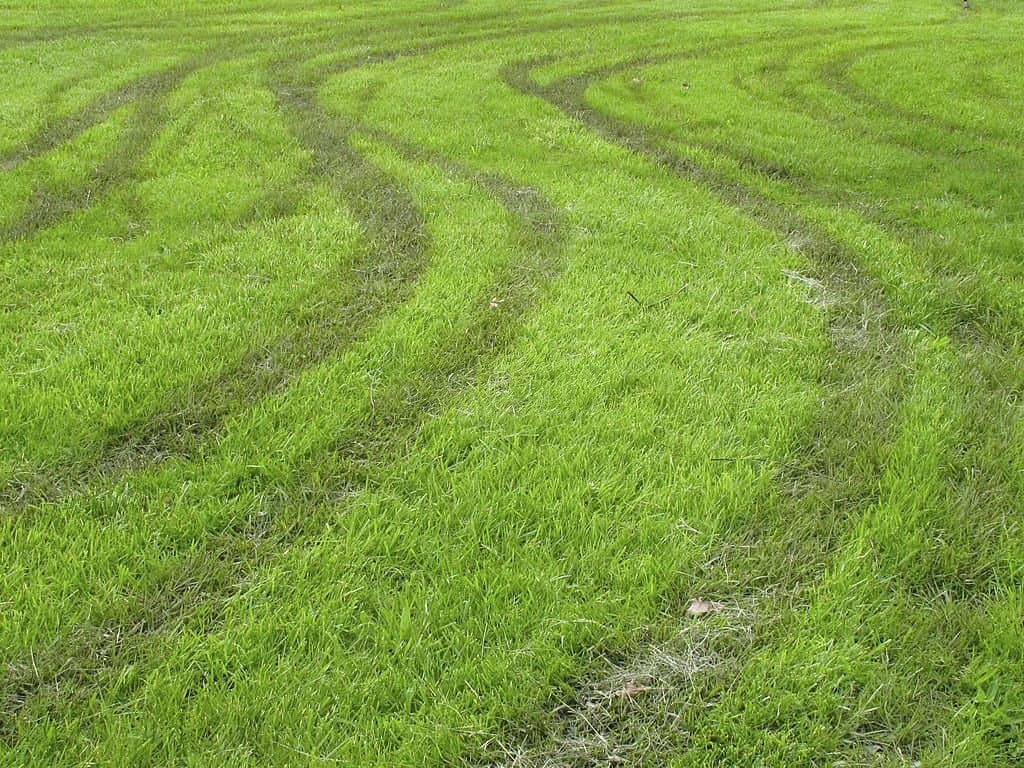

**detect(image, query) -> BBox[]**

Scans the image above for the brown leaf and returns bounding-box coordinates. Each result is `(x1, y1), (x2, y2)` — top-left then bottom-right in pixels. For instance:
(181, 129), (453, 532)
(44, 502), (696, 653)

(686, 598), (723, 617)
(609, 681), (652, 700)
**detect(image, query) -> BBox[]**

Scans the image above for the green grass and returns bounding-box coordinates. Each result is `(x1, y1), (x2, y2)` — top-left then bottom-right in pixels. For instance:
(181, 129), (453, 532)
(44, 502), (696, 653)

(1, 1), (1022, 765)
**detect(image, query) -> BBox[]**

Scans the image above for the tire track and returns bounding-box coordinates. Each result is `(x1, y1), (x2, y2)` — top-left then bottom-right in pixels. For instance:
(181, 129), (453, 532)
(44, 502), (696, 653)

(0, 52), (436, 516)
(2, 32), (566, 731)
(0, 11), (685, 513)
(725, 35), (1008, 165)
(0, 57), (217, 243)
(563, 33), (1023, 347)
(496, 47), (1023, 765)
(0, 109), (565, 746)
(1, 8), (763, 513)
(1, 63), (195, 173)
(490, 50), (917, 761)
(819, 41), (1024, 152)
(5, 7), (1019, 763)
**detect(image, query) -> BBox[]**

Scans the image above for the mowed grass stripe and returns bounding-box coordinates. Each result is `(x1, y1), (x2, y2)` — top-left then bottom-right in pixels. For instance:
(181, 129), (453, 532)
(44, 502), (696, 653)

(2, 1), (1022, 765)
(1, 119), (565, 749)
(0, 62), (203, 172)
(486, 47), (924, 763)
(573, 27), (1024, 347)
(0, 61), (220, 242)
(0, 8), (719, 510)
(498, 21), (1023, 765)
(1, 47), (432, 512)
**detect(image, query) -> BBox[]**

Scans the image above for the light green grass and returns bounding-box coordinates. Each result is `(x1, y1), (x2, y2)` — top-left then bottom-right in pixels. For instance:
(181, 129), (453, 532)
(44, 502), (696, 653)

(1, 1), (1022, 765)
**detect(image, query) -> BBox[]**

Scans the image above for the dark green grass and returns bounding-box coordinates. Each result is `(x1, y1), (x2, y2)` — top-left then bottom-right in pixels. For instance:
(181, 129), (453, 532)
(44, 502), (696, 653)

(1, 1), (1022, 766)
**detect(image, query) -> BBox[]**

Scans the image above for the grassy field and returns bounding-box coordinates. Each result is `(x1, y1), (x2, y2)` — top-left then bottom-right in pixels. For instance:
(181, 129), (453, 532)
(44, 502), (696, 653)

(2, 0), (1023, 765)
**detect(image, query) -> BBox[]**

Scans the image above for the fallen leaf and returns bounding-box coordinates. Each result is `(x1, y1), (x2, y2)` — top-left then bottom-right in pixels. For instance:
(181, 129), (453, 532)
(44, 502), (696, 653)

(686, 598), (723, 617)
(609, 681), (653, 700)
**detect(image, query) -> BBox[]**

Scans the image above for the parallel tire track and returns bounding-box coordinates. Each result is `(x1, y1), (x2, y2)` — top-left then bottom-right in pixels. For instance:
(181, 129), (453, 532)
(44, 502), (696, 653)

(1, 9), (807, 514)
(1, 56), (565, 738)
(496, 44), (1022, 764)
(494, 51), (915, 762)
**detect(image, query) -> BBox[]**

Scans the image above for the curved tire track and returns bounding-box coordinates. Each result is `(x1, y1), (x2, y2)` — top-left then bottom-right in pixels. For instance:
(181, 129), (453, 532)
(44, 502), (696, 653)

(1, 59), (565, 738)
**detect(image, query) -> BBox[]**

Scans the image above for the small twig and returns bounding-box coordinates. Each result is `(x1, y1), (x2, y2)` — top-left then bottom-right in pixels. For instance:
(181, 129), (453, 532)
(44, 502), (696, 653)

(626, 283), (688, 310)
(646, 283), (689, 308)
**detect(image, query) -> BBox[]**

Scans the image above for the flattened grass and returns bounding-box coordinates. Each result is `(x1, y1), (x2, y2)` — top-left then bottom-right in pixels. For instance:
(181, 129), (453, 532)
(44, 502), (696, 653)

(2, 1), (1022, 765)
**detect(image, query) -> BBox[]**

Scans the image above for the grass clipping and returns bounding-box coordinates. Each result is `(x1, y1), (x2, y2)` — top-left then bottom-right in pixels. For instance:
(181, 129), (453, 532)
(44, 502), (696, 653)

(496, 603), (754, 767)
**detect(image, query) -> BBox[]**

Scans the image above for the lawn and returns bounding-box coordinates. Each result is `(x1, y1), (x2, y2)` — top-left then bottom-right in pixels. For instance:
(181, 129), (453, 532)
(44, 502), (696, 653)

(1, 0), (1022, 765)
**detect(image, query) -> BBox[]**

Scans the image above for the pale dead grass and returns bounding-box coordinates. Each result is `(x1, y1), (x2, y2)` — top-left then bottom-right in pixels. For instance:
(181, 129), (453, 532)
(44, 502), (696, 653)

(495, 603), (755, 768)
